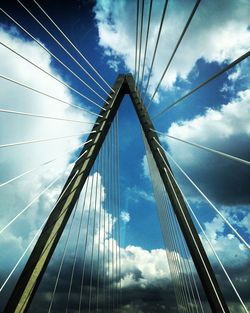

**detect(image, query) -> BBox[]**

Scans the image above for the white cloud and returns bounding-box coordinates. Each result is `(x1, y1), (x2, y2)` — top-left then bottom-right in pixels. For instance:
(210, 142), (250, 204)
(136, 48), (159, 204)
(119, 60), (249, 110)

(121, 211), (130, 223)
(141, 154), (150, 178)
(199, 209), (250, 269)
(0, 25), (95, 273)
(120, 245), (171, 288)
(94, 0), (250, 97)
(161, 88), (250, 204)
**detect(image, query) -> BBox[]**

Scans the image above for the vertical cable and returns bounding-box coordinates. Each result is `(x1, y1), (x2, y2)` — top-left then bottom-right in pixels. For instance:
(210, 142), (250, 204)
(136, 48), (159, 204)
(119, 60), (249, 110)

(139, 0), (153, 93)
(134, 0), (140, 83)
(116, 113), (122, 312)
(96, 142), (103, 312)
(88, 155), (100, 312)
(137, 0), (145, 87)
(142, 0), (168, 101)
(65, 178), (90, 313)
(78, 166), (96, 312)
(102, 137), (107, 312)
(47, 199), (79, 313)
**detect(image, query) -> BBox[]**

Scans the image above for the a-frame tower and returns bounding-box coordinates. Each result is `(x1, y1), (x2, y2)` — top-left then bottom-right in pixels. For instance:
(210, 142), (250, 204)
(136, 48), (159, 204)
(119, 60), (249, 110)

(4, 74), (230, 313)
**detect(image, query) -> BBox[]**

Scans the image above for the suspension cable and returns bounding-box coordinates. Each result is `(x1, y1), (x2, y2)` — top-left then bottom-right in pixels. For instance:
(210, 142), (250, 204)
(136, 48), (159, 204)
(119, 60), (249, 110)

(184, 197), (249, 313)
(0, 41), (108, 106)
(65, 177), (90, 313)
(147, 0), (201, 110)
(136, 0), (145, 87)
(0, 107), (101, 122)
(138, 0), (153, 93)
(0, 9), (108, 110)
(78, 165), (96, 312)
(0, 74), (104, 112)
(142, 0), (169, 102)
(0, 144), (90, 235)
(0, 138), (92, 189)
(134, 0), (140, 83)
(153, 137), (250, 250)
(88, 157), (100, 313)
(152, 50), (250, 120)
(47, 200), (79, 313)
(0, 133), (93, 149)
(96, 140), (103, 312)
(0, 169), (80, 292)
(33, 0), (115, 92)
(151, 129), (250, 166)
(17, 0), (112, 99)
(161, 163), (227, 312)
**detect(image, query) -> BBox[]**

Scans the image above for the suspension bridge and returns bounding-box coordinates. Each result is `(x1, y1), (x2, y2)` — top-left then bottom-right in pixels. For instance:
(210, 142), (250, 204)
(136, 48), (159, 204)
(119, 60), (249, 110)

(0, 0), (249, 312)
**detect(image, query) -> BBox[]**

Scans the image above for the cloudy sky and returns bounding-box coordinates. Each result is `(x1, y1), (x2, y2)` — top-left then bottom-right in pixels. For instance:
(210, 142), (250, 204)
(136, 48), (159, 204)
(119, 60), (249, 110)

(0, 0), (249, 312)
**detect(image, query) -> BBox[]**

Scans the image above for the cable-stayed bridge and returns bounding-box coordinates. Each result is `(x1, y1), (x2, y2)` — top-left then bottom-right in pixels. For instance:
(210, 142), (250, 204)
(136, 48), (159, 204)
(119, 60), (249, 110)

(0, 1), (249, 312)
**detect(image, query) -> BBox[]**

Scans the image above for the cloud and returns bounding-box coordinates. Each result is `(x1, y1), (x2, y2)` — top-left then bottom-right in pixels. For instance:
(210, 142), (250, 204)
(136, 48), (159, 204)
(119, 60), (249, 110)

(141, 154), (150, 178)
(161, 88), (250, 205)
(0, 24), (95, 289)
(121, 211), (130, 223)
(93, 0), (250, 97)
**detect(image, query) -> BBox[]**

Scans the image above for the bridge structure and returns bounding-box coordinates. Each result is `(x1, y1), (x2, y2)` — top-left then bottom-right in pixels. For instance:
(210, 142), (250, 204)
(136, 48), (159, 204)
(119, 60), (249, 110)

(0, 1), (249, 313)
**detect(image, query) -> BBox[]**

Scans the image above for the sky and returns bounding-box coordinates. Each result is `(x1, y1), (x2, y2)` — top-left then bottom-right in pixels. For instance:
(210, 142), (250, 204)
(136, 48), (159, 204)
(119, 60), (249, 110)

(0, 0), (249, 312)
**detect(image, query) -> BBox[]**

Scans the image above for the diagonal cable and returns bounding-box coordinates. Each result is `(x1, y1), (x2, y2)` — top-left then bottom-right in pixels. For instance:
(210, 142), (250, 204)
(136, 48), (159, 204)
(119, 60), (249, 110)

(33, 0), (115, 93)
(0, 9), (109, 108)
(0, 107), (101, 122)
(142, 0), (169, 101)
(17, 0), (112, 98)
(147, 0), (201, 110)
(0, 143), (91, 235)
(134, 0), (140, 83)
(0, 41), (108, 106)
(153, 137), (250, 250)
(153, 50), (250, 120)
(0, 74), (103, 112)
(151, 129), (250, 166)
(0, 132), (93, 149)
(136, 0), (145, 87)
(0, 138), (93, 189)
(138, 0), (153, 93)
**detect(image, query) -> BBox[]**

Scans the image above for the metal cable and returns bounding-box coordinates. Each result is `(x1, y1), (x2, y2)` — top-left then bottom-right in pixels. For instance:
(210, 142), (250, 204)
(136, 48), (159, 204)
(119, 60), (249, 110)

(136, 0), (145, 87)
(134, 0), (140, 83)
(138, 0), (153, 93)
(0, 146), (89, 235)
(47, 199), (79, 313)
(142, 0), (169, 101)
(159, 153), (233, 312)
(0, 133), (93, 149)
(144, 138), (184, 311)
(154, 138), (250, 250)
(0, 169), (80, 292)
(17, 0), (112, 99)
(0, 107), (101, 122)
(0, 41), (108, 106)
(147, 0), (201, 110)
(78, 164), (96, 312)
(153, 50), (250, 120)
(184, 197), (249, 313)
(33, 0), (115, 92)
(0, 74), (103, 113)
(65, 177), (90, 313)
(0, 139), (91, 189)
(0, 8), (108, 109)
(151, 129), (250, 166)
(88, 156), (100, 313)
(116, 113), (122, 312)
(102, 135), (107, 311)
(96, 140), (104, 312)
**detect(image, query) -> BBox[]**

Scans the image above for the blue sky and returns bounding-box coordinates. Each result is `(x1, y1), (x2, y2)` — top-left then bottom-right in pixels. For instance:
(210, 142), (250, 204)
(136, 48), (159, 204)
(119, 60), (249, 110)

(0, 0), (249, 312)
